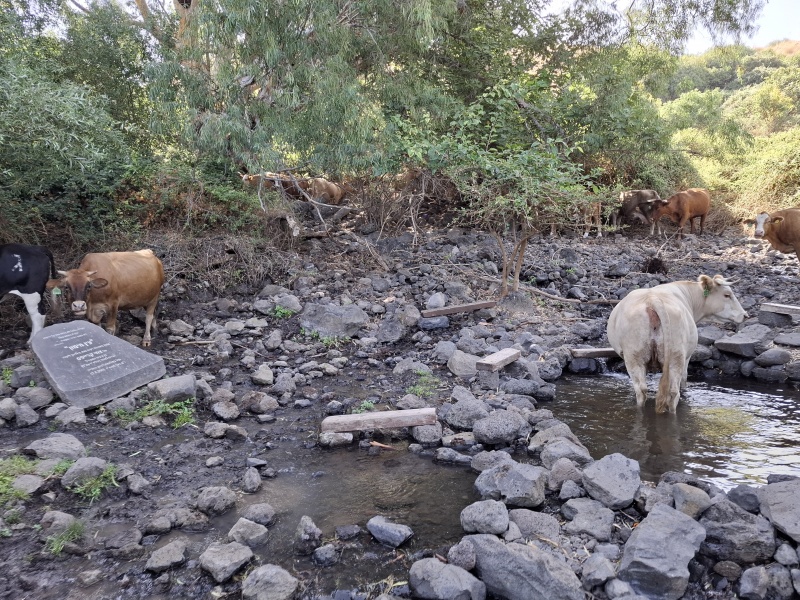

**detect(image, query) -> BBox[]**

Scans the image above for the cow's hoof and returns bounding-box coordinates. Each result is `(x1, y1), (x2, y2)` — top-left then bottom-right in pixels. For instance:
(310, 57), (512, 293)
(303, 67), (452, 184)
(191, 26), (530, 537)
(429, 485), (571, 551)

(141, 341), (151, 348)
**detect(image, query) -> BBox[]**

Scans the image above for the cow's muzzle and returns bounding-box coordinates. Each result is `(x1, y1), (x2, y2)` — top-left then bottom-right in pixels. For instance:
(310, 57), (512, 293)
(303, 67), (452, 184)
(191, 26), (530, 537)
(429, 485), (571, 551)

(754, 231), (764, 238)
(71, 301), (87, 316)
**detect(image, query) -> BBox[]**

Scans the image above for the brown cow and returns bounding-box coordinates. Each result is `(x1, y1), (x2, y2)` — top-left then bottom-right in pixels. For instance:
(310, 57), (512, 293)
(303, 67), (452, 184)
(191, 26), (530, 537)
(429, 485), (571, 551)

(750, 209), (800, 260)
(613, 190), (661, 229)
(308, 177), (346, 205)
(51, 250), (164, 347)
(650, 188), (711, 238)
(582, 201), (603, 238)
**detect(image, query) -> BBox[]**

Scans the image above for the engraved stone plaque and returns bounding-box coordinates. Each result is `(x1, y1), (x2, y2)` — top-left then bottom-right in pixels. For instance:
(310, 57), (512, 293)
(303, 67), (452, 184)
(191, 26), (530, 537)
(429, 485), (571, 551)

(31, 321), (166, 408)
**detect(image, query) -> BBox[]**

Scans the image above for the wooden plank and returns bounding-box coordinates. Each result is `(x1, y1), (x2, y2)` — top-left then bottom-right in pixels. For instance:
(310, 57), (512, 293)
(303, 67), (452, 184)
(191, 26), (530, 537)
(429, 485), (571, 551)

(421, 301), (497, 318)
(570, 348), (619, 358)
(320, 407), (437, 433)
(760, 303), (800, 317)
(476, 348), (521, 372)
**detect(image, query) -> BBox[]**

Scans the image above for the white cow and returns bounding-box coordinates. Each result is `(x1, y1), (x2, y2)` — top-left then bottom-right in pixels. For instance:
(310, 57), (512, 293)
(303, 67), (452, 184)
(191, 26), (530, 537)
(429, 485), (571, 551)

(607, 274), (747, 413)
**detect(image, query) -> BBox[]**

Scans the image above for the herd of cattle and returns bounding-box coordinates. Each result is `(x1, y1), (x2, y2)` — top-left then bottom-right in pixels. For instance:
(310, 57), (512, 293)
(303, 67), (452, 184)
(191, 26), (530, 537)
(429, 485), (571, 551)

(2, 187), (800, 414)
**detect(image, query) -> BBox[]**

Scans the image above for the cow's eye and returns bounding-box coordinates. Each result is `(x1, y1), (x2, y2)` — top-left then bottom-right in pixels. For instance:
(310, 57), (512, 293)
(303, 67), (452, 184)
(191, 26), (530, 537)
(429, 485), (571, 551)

(724, 294), (731, 298)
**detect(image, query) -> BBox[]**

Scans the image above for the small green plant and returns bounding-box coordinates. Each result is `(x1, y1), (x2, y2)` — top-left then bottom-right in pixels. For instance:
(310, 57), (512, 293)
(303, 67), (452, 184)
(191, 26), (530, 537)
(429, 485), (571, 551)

(0, 456), (39, 507)
(352, 400), (375, 414)
(4, 509), (21, 525)
(1, 367), (11, 385)
(71, 465), (118, 504)
(272, 305), (295, 319)
(0, 528), (11, 538)
(114, 397), (196, 428)
(321, 335), (348, 348)
(406, 370), (442, 398)
(45, 520), (85, 555)
(46, 460), (74, 478)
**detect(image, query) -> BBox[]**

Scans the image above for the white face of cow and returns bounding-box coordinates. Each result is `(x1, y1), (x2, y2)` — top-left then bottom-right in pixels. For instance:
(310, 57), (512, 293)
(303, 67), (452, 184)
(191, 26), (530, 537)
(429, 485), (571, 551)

(753, 212), (771, 238)
(699, 275), (748, 324)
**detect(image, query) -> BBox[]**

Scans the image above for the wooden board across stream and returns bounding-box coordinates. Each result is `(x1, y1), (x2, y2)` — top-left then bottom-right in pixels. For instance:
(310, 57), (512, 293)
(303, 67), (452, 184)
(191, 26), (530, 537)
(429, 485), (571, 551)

(320, 407), (437, 433)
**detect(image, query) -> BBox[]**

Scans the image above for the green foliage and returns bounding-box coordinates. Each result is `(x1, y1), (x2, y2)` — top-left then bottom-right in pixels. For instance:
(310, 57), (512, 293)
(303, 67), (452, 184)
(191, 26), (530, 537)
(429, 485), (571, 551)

(1, 367), (10, 385)
(273, 306), (295, 319)
(114, 398), (196, 429)
(70, 465), (118, 504)
(406, 370), (442, 399)
(352, 400), (375, 414)
(45, 520), (85, 555)
(0, 456), (38, 507)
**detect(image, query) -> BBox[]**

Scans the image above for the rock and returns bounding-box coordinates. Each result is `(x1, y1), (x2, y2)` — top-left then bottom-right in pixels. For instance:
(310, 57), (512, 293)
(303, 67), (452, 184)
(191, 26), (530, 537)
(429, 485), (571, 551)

(299, 304), (368, 338)
(61, 457), (108, 489)
(199, 541), (253, 583)
(582, 453), (640, 509)
(755, 348), (792, 367)
(728, 483), (762, 513)
(12, 474), (45, 495)
(508, 509), (561, 543)
(242, 467), (262, 493)
(145, 539), (187, 573)
(318, 432), (354, 447)
(366, 516), (413, 547)
(445, 395), (489, 430)
(409, 558), (486, 600)
(539, 437), (593, 469)
(419, 316), (450, 330)
(14, 403), (39, 427)
(470, 450), (515, 473)
(618, 504), (706, 600)
(447, 350), (479, 379)
(672, 482), (712, 519)
(24, 432), (87, 460)
(562, 497), (615, 541)
(228, 518), (269, 547)
(241, 564), (299, 600)
(474, 462), (548, 508)
(294, 515), (322, 555)
(758, 311), (793, 327)
(700, 498), (776, 563)
(312, 544), (338, 566)
(460, 499), (509, 535)
(466, 534), (584, 600)
(251, 364), (274, 386)
(54, 406), (87, 425)
(472, 411), (529, 445)
(448, 539), (477, 571)
(13, 386), (54, 409)
(582, 553), (616, 589)
(195, 486), (237, 515)
(242, 503), (276, 526)
(412, 421), (443, 445)
(212, 401), (240, 421)
(148, 374), (196, 403)
(714, 324), (774, 358)
(759, 479), (800, 543)
(547, 457), (583, 491)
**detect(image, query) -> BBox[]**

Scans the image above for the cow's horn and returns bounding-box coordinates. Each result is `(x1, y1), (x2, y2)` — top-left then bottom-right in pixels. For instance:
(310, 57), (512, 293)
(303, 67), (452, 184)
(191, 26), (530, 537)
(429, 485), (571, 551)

(57, 270), (68, 277)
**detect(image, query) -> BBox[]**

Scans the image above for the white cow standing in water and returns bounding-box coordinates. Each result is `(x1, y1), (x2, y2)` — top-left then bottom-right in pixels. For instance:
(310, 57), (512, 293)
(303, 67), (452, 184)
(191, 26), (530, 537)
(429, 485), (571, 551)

(607, 274), (747, 413)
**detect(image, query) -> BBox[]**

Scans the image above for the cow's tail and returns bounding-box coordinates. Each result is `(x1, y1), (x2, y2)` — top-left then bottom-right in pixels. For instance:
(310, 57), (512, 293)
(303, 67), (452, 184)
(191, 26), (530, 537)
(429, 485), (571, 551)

(656, 360), (671, 413)
(44, 247), (63, 318)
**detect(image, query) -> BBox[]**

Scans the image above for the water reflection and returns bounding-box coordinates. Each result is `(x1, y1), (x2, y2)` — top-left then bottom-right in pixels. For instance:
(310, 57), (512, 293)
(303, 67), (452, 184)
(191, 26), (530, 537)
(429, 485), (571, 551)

(555, 374), (800, 490)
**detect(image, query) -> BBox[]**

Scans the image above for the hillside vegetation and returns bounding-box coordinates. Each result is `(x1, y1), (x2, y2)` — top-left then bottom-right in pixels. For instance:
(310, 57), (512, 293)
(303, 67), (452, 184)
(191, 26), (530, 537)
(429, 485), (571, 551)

(0, 0), (796, 268)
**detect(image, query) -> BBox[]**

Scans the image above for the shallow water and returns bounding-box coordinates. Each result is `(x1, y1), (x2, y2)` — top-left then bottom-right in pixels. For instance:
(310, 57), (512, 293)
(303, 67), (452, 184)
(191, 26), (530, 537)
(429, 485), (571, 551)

(554, 373), (800, 490)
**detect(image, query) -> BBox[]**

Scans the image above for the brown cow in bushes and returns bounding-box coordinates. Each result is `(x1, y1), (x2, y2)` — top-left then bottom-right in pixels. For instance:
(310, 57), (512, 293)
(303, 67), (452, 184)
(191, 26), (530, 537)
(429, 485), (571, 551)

(650, 188), (711, 238)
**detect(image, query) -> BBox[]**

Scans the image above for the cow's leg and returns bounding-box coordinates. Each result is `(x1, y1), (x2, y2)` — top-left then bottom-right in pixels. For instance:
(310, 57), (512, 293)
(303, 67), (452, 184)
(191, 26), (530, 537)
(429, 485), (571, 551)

(104, 304), (120, 336)
(142, 298), (159, 347)
(699, 214), (706, 235)
(624, 357), (649, 407)
(550, 223), (557, 236)
(9, 291), (46, 343)
(595, 216), (602, 238)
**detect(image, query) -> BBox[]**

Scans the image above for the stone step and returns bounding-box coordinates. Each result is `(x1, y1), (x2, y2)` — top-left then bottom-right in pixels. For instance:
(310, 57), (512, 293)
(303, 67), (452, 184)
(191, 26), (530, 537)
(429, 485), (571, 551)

(320, 407), (437, 433)
(476, 348), (521, 372)
(570, 348), (618, 359)
(760, 303), (800, 316)
(420, 301), (497, 318)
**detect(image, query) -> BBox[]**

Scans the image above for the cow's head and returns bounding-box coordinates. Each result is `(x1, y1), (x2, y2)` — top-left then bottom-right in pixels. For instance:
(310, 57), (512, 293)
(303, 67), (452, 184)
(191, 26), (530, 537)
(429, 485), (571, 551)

(751, 212), (778, 238)
(49, 269), (109, 317)
(697, 274), (748, 324)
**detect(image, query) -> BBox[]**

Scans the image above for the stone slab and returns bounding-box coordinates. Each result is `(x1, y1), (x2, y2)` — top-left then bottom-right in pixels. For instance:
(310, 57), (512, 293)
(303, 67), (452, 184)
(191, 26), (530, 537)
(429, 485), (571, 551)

(420, 301), (497, 318)
(320, 407), (437, 433)
(32, 321), (166, 408)
(476, 348), (521, 372)
(570, 348), (618, 358)
(760, 303), (800, 316)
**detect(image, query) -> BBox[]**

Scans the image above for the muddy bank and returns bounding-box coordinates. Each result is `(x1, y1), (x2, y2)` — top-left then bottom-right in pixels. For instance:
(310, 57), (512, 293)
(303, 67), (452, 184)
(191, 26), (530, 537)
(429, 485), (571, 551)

(1, 227), (800, 600)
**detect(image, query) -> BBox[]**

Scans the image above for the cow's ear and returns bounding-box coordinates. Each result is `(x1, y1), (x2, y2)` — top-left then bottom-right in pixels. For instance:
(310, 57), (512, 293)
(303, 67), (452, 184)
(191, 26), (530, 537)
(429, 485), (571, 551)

(45, 279), (61, 291)
(89, 278), (109, 289)
(772, 216), (784, 224)
(743, 219), (755, 226)
(698, 274), (714, 296)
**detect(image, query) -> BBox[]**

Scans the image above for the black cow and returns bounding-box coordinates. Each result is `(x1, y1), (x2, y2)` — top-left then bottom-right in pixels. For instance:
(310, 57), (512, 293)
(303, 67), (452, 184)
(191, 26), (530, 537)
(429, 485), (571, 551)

(612, 190), (663, 229)
(1, 244), (57, 343)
